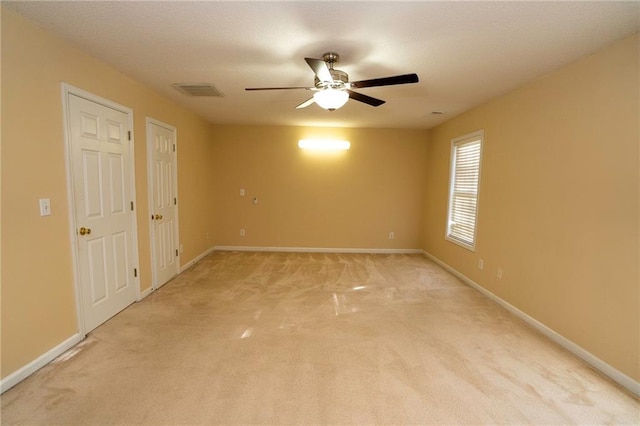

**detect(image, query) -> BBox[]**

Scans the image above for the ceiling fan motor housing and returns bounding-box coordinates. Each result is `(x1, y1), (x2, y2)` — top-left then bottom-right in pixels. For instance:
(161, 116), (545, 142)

(314, 69), (349, 89)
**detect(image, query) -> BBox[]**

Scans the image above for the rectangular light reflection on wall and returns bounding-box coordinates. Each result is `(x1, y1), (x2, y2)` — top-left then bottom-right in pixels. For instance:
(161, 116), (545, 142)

(298, 139), (350, 151)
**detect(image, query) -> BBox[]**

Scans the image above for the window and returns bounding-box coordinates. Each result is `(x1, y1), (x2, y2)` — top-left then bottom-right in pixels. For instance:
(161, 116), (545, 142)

(446, 130), (483, 251)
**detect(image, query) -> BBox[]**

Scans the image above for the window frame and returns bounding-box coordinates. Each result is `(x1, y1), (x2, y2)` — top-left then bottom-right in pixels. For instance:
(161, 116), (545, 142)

(445, 130), (484, 251)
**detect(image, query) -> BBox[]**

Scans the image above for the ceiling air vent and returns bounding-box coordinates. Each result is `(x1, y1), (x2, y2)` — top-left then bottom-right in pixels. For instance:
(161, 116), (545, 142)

(172, 83), (224, 97)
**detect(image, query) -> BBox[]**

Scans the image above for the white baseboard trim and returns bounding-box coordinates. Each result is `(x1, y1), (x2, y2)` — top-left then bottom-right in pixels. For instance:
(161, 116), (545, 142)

(0, 333), (84, 394)
(180, 246), (216, 273)
(138, 285), (154, 301)
(213, 245), (423, 254)
(422, 250), (640, 397)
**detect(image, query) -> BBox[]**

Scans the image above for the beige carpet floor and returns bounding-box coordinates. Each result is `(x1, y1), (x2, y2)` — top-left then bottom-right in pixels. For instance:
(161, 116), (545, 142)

(1, 251), (638, 425)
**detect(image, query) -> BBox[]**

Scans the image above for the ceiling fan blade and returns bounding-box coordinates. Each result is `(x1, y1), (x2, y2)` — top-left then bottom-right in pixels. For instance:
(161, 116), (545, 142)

(245, 87), (311, 91)
(295, 98), (315, 109)
(304, 57), (333, 83)
(347, 90), (385, 107)
(350, 73), (419, 89)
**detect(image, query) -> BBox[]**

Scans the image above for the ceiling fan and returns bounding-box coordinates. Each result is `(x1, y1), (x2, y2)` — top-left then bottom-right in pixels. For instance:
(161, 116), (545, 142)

(245, 52), (419, 111)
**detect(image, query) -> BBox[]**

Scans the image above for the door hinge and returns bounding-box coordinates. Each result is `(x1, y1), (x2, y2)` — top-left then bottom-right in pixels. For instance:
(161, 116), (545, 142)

(176, 249), (179, 257)
(173, 144), (176, 152)
(128, 131), (132, 141)
(131, 201), (134, 211)
(134, 268), (138, 277)
(174, 197), (177, 205)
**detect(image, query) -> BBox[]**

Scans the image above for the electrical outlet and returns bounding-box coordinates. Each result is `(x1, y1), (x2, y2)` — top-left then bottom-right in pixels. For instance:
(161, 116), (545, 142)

(240, 188), (245, 196)
(240, 229), (245, 237)
(388, 232), (395, 240)
(179, 244), (184, 254)
(478, 259), (484, 270)
(205, 232), (210, 239)
(497, 268), (503, 279)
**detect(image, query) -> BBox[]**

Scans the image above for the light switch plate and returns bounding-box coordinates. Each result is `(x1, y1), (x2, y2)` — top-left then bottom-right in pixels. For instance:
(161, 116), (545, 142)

(39, 198), (51, 216)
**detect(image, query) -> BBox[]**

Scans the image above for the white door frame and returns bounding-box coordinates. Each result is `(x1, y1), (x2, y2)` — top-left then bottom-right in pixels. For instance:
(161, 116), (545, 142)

(61, 83), (141, 336)
(146, 117), (180, 289)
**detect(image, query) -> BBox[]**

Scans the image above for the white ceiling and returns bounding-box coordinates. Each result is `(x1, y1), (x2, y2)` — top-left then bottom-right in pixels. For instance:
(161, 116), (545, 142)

(6, 1), (639, 129)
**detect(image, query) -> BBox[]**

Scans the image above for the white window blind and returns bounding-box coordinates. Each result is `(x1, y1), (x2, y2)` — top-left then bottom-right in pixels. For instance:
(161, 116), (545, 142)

(446, 131), (483, 250)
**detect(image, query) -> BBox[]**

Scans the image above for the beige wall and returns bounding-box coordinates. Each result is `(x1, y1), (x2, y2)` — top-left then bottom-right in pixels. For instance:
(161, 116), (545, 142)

(211, 125), (428, 249)
(1, 7), (215, 378)
(423, 34), (639, 381)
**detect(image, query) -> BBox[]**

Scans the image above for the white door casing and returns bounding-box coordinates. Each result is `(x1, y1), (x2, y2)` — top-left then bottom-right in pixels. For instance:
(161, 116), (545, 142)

(147, 118), (179, 289)
(63, 85), (139, 334)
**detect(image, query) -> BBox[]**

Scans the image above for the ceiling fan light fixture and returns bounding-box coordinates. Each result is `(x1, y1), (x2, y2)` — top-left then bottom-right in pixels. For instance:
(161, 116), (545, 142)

(313, 89), (349, 111)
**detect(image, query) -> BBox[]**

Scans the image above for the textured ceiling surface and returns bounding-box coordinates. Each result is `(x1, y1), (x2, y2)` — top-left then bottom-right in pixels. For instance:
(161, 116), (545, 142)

(6, 1), (640, 129)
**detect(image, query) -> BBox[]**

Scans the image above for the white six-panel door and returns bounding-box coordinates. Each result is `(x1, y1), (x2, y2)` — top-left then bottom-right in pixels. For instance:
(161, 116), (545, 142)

(68, 92), (137, 333)
(147, 119), (179, 289)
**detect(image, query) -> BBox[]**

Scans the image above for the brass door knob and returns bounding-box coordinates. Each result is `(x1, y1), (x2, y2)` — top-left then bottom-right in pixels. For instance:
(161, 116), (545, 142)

(79, 227), (92, 235)
(154, 214), (163, 220)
